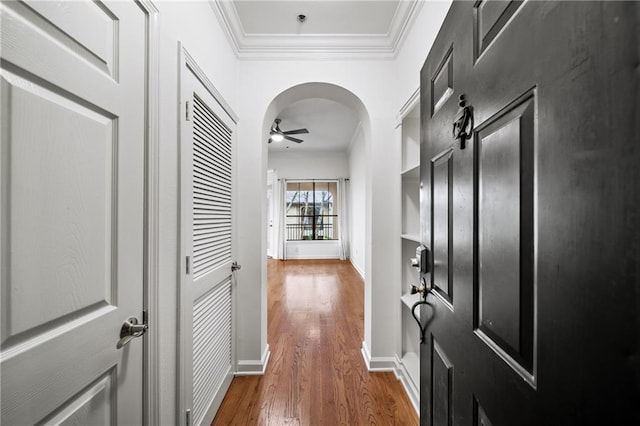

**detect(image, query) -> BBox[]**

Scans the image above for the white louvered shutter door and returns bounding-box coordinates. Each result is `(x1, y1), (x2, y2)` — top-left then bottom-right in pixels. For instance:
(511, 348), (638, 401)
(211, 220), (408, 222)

(180, 60), (236, 425)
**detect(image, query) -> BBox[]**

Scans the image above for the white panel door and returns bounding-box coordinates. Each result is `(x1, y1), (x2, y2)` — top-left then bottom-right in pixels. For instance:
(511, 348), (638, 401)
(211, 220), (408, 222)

(180, 55), (236, 426)
(1, 1), (146, 424)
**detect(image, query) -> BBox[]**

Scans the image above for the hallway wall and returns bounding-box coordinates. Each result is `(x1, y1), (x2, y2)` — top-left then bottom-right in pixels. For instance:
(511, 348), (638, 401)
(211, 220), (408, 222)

(154, 2), (239, 422)
(268, 150), (349, 178)
(348, 125), (366, 277)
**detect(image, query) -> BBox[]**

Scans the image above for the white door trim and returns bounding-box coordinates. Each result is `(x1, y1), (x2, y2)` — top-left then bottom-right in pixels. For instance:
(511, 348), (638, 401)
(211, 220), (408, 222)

(182, 47), (239, 125)
(135, 1), (161, 425)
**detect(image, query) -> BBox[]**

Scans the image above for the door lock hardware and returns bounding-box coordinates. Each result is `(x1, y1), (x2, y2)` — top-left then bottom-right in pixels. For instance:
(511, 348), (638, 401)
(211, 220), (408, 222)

(411, 245), (430, 274)
(117, 316), (148, 349)
(411, 277), (432, 344)
(410, 283), (426, 297)
(453, 94), (474, 149)
(231, 261), (241, 272)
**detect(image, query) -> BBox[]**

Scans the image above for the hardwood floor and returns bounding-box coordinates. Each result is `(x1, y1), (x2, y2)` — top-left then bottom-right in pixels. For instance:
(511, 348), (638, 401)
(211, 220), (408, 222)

(212, 259), (418, 425)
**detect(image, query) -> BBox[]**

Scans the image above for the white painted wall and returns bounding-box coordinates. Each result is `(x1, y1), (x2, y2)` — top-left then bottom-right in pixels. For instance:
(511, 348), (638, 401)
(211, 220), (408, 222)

(348, 125), (366, 277)
(268, 150), (349, 179)
(286, 241), (342, 259)
(395, 1), (452, 110)
(153, 2), (238, 423)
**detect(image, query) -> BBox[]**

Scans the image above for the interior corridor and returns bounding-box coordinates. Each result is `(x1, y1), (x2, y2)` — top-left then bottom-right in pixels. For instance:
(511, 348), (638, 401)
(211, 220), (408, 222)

(213, 259), (417, 425)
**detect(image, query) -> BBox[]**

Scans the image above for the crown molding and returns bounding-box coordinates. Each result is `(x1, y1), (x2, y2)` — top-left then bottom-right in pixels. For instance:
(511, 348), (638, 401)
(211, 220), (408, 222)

(396, 86), (420, 127)
(210, 0), (423, 60)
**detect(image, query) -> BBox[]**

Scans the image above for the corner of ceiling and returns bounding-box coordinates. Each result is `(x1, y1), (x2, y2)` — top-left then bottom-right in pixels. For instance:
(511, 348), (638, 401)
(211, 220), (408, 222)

(208, 0), (244, 56)
(210, 0), (424, 60)
(387, 0), (425, 54)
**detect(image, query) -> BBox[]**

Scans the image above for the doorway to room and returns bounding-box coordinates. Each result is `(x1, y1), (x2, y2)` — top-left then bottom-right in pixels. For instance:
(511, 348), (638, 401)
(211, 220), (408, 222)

(263, 83), (371, 394)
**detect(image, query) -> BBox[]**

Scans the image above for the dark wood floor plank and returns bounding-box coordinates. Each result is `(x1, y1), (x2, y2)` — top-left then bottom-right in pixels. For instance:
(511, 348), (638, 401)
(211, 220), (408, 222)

(213, 259), (418, 425)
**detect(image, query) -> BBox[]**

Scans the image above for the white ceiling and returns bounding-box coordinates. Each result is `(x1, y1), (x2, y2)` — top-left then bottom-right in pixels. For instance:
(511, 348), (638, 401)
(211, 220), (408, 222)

(213, 0), (422, 58)
(233, 1), (399, 35)
(268, 98), (360, 152)
(214, 1), (420, 154)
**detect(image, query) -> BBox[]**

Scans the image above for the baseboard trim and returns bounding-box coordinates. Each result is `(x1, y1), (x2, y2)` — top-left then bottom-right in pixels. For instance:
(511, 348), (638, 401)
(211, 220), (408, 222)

(236, 345), (271, 375)
(285, 254), (341, 260)
(394, 355), (420, 415)
(350, 260), (365, 279)
(360, 342), (395, 371)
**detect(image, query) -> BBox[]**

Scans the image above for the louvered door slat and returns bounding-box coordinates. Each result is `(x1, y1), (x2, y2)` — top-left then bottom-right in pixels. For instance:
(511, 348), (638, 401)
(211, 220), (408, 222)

(193, 97), (232, 139)
(193, 199), (231, 210)
(193, 107), (232, 141)
(194, 222), (231, 231)
(192, 157), (231, 181)
(192, 94), (232, 281)
(193, 154), (231, 181)
(194, 232), (232, 245)
(193, 137), (232, 172)
(193, 278), (231, 425)
(193, 252), (231, 276)
(193, 120), (232, 154)
(194, 236), (232, 252)
(194, 198), (231, 210)
(190, 90), (233, 425)
(193, 185), (231, 198)
(194, 184), (231, 200)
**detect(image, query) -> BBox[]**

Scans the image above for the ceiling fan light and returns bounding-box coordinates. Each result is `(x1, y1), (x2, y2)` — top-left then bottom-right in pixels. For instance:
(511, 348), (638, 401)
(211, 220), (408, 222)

(270, 133), (284, 142)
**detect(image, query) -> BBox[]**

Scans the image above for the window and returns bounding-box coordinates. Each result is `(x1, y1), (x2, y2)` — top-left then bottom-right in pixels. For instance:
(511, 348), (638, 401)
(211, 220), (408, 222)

(285, 181), (339, 240)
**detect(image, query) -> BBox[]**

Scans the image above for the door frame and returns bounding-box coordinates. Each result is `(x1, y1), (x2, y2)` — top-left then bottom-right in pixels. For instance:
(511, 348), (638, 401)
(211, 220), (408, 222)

(136, 1), (161, 425)
(177, 43), (240, 426)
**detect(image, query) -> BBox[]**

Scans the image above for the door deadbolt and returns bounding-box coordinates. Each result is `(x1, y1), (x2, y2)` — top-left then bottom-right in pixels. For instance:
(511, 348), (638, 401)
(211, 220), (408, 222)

(117, 316), (148, 349)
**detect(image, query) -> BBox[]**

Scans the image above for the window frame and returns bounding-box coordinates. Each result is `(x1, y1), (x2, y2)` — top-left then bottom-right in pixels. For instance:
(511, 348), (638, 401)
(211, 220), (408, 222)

(285, 180), (339, 241)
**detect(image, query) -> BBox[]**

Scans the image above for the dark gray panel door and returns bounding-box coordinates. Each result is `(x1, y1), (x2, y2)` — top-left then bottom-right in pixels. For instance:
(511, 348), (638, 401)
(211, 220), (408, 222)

(419, 1), (639, 425)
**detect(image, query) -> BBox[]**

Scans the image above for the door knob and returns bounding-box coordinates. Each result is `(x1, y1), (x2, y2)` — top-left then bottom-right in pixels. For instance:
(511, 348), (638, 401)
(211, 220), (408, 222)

(117, 316), (148, 349)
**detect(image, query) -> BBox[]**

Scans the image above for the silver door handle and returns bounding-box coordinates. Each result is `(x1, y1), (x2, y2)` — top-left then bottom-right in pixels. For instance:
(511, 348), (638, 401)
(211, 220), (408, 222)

(117, 316), (148, 349)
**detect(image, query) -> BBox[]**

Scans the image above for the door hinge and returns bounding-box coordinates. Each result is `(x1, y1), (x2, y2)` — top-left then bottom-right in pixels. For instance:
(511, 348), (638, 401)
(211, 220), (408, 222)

(185, 100), (192, 121)
(186, 255), (191, 275)
(185, 409), (192, 426)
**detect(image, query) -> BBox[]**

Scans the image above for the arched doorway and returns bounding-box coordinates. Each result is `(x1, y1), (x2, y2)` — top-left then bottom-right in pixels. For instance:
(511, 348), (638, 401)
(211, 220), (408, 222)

(262, 81), (373, 359)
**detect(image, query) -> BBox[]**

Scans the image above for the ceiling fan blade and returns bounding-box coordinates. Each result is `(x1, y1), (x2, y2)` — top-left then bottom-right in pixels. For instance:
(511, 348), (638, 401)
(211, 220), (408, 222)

(285, 135), (304, 143)
(282, 128), (309, 135)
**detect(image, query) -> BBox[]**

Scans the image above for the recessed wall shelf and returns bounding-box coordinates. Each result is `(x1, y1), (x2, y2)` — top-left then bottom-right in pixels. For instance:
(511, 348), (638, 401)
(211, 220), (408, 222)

(397, 96), (421, 413)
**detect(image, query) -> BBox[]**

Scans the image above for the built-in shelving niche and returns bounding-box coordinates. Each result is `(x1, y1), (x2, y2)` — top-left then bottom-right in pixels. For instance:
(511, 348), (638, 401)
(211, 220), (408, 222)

(397, 99), (421, 412)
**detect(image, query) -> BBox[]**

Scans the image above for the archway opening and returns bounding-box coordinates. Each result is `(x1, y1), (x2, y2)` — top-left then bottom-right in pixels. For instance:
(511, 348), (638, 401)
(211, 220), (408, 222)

(262, 81), (372, 364)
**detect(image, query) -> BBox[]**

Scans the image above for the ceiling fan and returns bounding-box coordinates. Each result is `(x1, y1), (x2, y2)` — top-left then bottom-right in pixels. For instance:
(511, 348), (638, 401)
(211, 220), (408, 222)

(268, 118), (309, 144)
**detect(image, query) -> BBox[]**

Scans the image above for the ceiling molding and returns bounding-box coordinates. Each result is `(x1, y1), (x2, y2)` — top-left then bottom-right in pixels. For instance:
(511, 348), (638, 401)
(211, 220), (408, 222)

(210, 0), (423, 60)
(396, 86), (420, 127)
